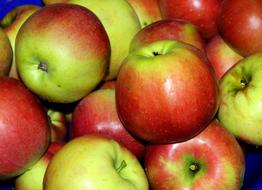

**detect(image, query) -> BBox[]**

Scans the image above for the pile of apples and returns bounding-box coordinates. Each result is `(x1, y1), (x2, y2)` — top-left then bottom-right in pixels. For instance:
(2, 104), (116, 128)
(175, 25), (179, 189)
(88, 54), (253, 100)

(0, 0), (261, 189)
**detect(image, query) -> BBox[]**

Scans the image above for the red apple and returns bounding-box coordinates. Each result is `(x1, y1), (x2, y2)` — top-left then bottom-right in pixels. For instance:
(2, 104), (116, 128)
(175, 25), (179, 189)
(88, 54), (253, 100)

(0, 77), (50, 179)
(99, 80), (116, 89)
(130, 19), (205, 53)
(116, 40), (219, 144)
(144, 120), (245, 190)
(217, 0), (262, 56)
(14, 142), (64, 190)
(158, 0), (221, 39)
(71, 88), (145, 159)
(205, 35), (243, 80)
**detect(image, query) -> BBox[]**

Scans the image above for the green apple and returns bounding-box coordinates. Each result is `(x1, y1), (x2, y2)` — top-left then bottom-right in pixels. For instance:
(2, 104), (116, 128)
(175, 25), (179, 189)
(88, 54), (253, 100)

(218, 53), (262, 146)
(43, 135), (149, 190)
(15, 4), (111, 103)
(67, 0), (141, 80)
(126, 0), (162, 28)
(0, 5), (41, 79)
(0, 27), (12, 76)
(14, 142), (64, 190)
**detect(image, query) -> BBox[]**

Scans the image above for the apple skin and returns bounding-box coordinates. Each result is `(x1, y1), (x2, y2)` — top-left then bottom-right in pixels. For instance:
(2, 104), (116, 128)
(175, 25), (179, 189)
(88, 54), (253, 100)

(47, 109), (67, 142)
(0, 27), (12, 76)
(0, 77), (50, 179)
(43, 135), (149, 190)
(71, 88), (145, 159)
(15, 3), (111, 103)
(158, 0), (221, 39)
(116, 40), (219, 144)
(218, 53), (262, 146)
(217, 0), (262, 56)
(68, 0), (141, 80)
(127, 0), (162, 28)
(144, 120), (245, 190)
(206, 35), (243, 80)
(14, 142), (64, 190)
(130, 19), (205, 53)
(99, 80), (116, 89)
(0, 5), (41, 79)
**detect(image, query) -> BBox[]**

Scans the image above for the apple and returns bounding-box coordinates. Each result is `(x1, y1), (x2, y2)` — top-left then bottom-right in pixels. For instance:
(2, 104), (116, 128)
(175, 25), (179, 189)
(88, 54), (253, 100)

(0, 5), (41, 79)
(217, 0), (262, 56)
(14, 142), (64, 190)
(71, 88), (145, 159)
(42, 0), (67, 4)
(0, 77), (50, 179)
(144, 120), (245, 190)
(0, 27), (12, 76)
(205, 34), (243, 80)
(67, 0), (141, 80)
(47, 109), (67, 142)
(116, 40), (219, 144)
(127, 0), (162, 28)
(15, 3), (111, 103)
(43, 135), (149, 190)
(218, 53), (262, 146)
(129, 19), (205, 53)
(158, 0), (221, 39)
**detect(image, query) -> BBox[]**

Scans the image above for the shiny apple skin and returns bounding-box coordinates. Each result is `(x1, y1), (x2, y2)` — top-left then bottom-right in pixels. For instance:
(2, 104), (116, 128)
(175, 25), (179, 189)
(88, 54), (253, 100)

(0, 77), (50, 179)
(116, 40), (219, 144)
(144, 120), (245, 190)
(218, 0), (262, 56)
(71, 88), (145, 159)
(158, 0), (221, 39)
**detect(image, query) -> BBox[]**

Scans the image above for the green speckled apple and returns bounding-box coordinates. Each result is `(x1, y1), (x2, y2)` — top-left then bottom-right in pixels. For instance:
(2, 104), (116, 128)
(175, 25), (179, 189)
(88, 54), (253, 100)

(218, 53), (262, 146)
(43, 135), (149, 190)
(15, 4), (110, 103)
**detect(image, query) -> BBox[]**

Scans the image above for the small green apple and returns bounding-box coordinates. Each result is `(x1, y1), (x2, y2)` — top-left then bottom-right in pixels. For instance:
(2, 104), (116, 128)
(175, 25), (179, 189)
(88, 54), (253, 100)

(15, 4), (110, 103)
(0, 27), (12, 76)
(218, 53), (262, 146)
(43, 135), (149, 190)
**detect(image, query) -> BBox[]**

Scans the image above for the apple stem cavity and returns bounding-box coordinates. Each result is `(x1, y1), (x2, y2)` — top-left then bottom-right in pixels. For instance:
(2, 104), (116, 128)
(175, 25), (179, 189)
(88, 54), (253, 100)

(38, 62), (48, 72)
(116, 160), (127, 173)
(240, 77), (249, 88)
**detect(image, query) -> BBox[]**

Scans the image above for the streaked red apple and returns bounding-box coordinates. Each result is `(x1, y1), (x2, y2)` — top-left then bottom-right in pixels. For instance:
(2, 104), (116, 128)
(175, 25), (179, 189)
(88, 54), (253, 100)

(217, 0), (262, 56)
(116, 40), (219, 144)
(71, 88), (145, 159)
(0, 77), (50, 179)
(158, 0), (221, 39)
(144, 120), (245, 190)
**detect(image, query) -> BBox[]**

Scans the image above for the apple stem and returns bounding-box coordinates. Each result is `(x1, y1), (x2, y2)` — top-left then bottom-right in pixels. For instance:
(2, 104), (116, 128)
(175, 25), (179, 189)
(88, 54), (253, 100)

(38, 62), (48, 72)
(189, 163), (198, 172)
(152, 51), (160, 56)
(116, 160), (127, 173)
